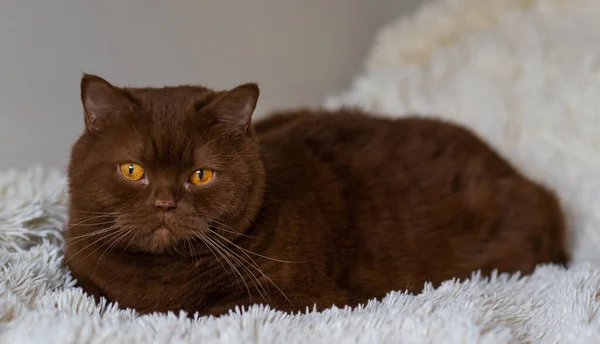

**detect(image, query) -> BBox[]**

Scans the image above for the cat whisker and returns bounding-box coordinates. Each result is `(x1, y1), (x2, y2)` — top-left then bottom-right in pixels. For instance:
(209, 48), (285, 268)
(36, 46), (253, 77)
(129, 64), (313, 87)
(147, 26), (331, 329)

(93, 226), (132, 277)
(66, 213), (119, 231)
(64, 226), (127, 265)
(204, 233), (273, 305)
(183, 237), (200, 271)
(184, 237), (195, 260)
(198, 233), (254, 303)
(73, 227), (129, 263)
(186, 238), (196, 260)
(170, 239), (186, 257)
(209, 220), (255, 239)
(68, 212), (117, 220)
(67, 209), (120, 215)
(203, 233), (270, 304)
(123, 232), (138, 253)
(68, 220), (117, 228)
(223, 236), (293, 306)
(184, 224), (237, 282)
(66, 225), (122, 245)
(201, 224), (284, 303)
(191, 235), (236, 288)
(65, 224), (121, 245)
(205, 232), (278, 303)
(209, 228), (306, 264)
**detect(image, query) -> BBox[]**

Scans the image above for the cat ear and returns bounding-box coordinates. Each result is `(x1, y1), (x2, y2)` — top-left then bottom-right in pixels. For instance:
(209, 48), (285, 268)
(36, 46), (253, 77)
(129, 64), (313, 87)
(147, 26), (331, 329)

(80, 74), (136, 132)
(204, 83), (259, 132)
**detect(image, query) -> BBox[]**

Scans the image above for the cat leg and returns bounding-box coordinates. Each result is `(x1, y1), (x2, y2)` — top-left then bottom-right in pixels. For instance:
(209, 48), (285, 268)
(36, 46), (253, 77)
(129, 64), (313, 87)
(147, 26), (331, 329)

(73, 273), (109, 305)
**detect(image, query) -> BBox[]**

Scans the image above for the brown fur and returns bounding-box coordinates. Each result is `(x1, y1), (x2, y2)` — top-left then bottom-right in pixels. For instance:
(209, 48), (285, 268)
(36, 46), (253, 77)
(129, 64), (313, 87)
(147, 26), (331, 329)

(64, 74), (568, 316)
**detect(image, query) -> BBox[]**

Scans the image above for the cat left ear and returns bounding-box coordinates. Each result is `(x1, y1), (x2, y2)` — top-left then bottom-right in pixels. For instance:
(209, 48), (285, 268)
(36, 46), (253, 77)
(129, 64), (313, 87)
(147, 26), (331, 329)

(204, 83), (259, 132)
(81, 74), (137, 133)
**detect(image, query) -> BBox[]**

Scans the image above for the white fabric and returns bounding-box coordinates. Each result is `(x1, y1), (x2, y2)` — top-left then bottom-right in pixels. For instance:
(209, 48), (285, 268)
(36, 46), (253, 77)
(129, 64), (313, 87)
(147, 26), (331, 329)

(2, 0), (600, 342)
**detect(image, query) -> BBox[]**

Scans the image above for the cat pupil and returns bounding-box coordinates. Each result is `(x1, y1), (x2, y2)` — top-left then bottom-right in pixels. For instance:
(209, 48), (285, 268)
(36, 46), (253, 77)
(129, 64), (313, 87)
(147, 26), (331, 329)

(197, 170), (204, 179)
(128, 165), (134, 175)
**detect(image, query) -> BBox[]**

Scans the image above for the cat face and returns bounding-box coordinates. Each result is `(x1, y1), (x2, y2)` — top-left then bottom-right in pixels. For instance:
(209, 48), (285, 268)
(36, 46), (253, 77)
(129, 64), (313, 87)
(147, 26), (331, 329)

(67, 74), (266, 255)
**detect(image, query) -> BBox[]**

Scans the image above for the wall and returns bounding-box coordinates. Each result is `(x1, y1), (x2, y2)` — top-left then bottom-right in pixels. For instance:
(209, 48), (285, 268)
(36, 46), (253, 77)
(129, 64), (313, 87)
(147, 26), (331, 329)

(0, 0), (427, 169)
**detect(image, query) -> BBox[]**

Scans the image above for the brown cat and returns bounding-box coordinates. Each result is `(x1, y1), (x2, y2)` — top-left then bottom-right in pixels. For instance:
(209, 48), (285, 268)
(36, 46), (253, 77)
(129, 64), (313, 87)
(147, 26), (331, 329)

(64, 74), (567, 316)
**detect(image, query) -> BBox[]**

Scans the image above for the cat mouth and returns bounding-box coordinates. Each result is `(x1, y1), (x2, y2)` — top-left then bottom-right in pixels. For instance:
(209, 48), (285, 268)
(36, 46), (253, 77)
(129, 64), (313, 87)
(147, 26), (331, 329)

(132, 223), (214, 257)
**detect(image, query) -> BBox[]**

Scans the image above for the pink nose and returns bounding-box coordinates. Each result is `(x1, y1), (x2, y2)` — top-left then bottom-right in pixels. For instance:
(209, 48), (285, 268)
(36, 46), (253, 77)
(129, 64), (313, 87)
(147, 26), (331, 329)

(154, 200), (177, 212)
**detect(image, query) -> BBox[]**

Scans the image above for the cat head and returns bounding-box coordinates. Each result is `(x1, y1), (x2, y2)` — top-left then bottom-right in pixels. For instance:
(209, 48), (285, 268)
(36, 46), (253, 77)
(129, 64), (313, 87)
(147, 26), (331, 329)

(67, 74), (266, 255)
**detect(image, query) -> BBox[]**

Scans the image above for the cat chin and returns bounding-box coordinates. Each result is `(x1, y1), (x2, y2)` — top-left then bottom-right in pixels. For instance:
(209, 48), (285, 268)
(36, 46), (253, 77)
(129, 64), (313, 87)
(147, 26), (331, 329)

(124, 226), (206, 256)
(150, 227), (173, 247)
(126, 227), (180, 255)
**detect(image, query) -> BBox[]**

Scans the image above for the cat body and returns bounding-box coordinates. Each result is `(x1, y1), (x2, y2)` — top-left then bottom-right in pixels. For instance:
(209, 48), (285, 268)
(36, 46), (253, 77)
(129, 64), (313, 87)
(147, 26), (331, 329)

(65, 75), (567, 316)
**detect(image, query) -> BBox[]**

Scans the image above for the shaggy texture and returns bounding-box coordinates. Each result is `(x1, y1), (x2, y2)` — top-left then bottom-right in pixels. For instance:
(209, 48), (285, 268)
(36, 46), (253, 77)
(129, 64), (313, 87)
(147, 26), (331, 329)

(2, 0), (600, 342)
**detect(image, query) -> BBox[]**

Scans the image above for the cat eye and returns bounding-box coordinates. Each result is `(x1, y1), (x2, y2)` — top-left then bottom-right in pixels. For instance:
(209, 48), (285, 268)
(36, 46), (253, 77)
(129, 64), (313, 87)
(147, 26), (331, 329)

(119, 163), (145, 181)
(189, 169), (214, 186)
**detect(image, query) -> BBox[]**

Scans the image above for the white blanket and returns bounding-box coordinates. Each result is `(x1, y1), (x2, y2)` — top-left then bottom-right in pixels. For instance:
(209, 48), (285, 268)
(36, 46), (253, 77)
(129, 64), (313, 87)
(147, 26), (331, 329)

(2, 0), (600, 342)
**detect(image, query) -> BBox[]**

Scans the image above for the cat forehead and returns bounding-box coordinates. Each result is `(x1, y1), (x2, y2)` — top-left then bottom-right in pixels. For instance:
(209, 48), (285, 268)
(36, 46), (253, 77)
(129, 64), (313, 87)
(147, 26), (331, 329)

(99, 86), (230, 164)
(108, 126), (220, 168)
(121, 86), (219, 135)
(126, 86), (216, 116)
(104, 109), (213, 161)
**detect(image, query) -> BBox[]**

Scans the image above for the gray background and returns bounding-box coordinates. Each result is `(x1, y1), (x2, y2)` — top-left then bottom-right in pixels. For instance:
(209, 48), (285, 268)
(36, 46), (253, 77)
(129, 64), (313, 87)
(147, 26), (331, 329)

(0, 0), (427, 170)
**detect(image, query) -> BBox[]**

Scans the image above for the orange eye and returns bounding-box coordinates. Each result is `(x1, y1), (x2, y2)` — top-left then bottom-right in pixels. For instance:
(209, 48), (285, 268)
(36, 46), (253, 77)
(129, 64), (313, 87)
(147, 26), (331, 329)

(119, 163), (145, 181)
(189, 169), (214, 185)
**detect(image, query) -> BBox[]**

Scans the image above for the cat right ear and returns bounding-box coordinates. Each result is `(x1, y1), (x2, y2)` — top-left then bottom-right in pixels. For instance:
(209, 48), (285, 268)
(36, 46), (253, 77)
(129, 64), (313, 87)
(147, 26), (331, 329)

(81, 74), (136, 133)
(202, 83), (259, 135)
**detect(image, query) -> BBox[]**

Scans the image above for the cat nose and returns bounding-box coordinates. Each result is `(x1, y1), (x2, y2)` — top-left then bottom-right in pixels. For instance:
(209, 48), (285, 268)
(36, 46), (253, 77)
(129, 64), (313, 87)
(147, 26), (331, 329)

(154, 199), (177, 212)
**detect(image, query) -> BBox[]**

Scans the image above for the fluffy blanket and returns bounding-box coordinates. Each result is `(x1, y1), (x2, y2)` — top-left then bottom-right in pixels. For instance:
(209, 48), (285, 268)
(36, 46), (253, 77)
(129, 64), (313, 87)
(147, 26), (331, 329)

(2, 0), (600, 342)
